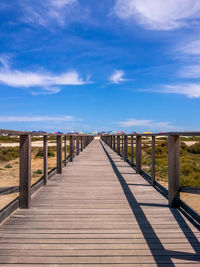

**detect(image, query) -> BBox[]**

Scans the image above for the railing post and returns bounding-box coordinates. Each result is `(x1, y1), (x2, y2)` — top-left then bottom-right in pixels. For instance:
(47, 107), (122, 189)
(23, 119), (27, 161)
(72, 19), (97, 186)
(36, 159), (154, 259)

(73, 136), (76, 155)
(70, 135), (73, 162)
(19, 134), (31, 209)
(131, 135), (133, 166)
(110, 136), (113, 149)
(136, 136), (141, 174)
(83, 136), (85, 149)
(124, 135), (128, 162)
(151, 136), (155, 185)
(113, 136), (116, 151)
(81, 136), (83, 151)
(43, 135), (48, 185)
(168, 135), (180, 207)
(76, 136), (79, 155)
(57, 135), (62, 174)
(117, 136), (120, 155)
(122, 136), (124, 156)
(64, 136), (67, 166)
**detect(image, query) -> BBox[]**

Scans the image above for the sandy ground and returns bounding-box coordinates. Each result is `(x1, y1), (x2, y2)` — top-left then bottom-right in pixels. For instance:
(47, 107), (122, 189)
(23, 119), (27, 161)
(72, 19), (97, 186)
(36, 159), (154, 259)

(0, 155), (57, 210)
(157, 180), (200, 214)
(0, 140), (69, 147)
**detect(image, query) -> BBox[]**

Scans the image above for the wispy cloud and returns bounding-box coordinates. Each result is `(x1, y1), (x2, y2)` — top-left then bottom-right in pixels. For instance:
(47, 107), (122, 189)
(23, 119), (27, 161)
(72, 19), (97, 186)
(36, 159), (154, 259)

(0, 115), (74, 122)
(178, 65), (200, 79)
(140, 83), (200, 98)
(176, 39), (200, 56)
(109, 70), (126, 84)
(115, 118), (178, 131)
(20, 0), (79, 28)
(114, 0), (200, 30)
(162, 84), (200, 98)
(0, 57), (89, 95)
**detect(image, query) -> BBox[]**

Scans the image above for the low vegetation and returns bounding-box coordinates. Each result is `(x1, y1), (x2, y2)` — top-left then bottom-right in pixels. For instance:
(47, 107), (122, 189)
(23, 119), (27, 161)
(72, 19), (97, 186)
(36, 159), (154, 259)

(4, 164), (12, 169)
(33, 169), (43, 176)
(35, 147), (56, 158)
(0, 147), (19, 162)
(127, 139), (200, 187)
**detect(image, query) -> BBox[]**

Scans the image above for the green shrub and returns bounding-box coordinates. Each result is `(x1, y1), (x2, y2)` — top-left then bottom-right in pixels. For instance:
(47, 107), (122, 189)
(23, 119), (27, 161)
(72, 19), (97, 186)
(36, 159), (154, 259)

(0, 147), (19, 162)
(35, 149), (43, 158)
(5, 164), (12, 168)
(33, 169), (43, 175)
(0, 136), (19, 143)
(35, 147), (56, 158)
(187, 142), (200, 154)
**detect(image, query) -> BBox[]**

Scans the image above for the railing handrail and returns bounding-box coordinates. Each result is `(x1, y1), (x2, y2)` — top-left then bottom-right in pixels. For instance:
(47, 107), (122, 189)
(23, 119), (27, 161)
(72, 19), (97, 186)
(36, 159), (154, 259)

(102, 131), (200, 137)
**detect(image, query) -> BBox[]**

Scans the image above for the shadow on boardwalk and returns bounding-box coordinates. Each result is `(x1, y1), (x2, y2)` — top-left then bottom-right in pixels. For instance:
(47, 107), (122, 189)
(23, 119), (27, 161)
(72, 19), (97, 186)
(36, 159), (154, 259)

(101, 141), (200, 266)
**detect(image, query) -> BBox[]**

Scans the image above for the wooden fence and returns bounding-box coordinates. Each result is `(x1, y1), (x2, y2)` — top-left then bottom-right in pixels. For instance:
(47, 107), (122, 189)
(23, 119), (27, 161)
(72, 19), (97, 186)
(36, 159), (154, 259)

(101, 132), (200, 223)
(0, 129), (93, 222)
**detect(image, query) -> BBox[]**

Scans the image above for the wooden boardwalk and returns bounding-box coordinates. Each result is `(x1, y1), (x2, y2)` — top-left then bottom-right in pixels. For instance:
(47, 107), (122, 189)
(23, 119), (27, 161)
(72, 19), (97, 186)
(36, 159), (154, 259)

(0, 139), (199, 266)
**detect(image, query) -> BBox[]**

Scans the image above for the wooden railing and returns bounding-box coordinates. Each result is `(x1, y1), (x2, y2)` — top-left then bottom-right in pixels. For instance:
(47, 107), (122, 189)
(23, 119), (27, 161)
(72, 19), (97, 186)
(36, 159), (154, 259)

(101, 132), (200, 223)
(0, 129), (94, 222)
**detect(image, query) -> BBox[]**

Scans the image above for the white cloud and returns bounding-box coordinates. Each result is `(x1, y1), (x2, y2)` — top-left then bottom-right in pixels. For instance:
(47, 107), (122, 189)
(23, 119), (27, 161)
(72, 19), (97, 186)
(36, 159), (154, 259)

(114, 0), (200, 30)
(162, 83), (200, 98)
(21, 0), (78, 28)
(0, 57), (89, 95)
(115, 118), (177, 131)
(109, 70), (126, 84)
(178, 65), (200, 78)
(176, 39), (200, 56)
(0, 115), (74, 122)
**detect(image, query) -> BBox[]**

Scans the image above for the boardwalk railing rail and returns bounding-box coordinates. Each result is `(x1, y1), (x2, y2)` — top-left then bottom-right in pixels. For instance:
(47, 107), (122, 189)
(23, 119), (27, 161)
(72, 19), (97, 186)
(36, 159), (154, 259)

(101, 132), (200, 224)
(0, 129), (94, 223)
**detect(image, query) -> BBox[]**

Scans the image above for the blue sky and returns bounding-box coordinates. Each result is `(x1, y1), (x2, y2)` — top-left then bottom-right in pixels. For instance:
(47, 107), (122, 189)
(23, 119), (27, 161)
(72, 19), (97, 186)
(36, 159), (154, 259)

(0, 0), (200, 132)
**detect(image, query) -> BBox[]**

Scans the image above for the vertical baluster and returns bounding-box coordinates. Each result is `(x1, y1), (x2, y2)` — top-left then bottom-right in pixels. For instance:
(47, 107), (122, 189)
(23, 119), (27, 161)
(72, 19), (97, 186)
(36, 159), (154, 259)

(113, 136), (116, 151)
(76, 136), (79, 155)
(117, 136), (120, 155)
(70, 135), (73, 162)
(122, 136), (124, 156)
(124, 135), (128, 162)
(43, 135), (48, 185)
(19, 134), (31, 209)
(136, 136), (141, 174)
(56, 135), (62, 174)
(64, 136), (67, 166)
(168, 135), (180, 207)
(131, 135), (133, 166)
(81, 136), (83, 151)
(151, 136), (155, 185)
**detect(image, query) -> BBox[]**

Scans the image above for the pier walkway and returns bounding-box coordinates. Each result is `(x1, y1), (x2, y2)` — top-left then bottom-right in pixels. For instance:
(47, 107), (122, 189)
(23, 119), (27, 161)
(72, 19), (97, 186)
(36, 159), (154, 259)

(0, 139), (199, 266)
